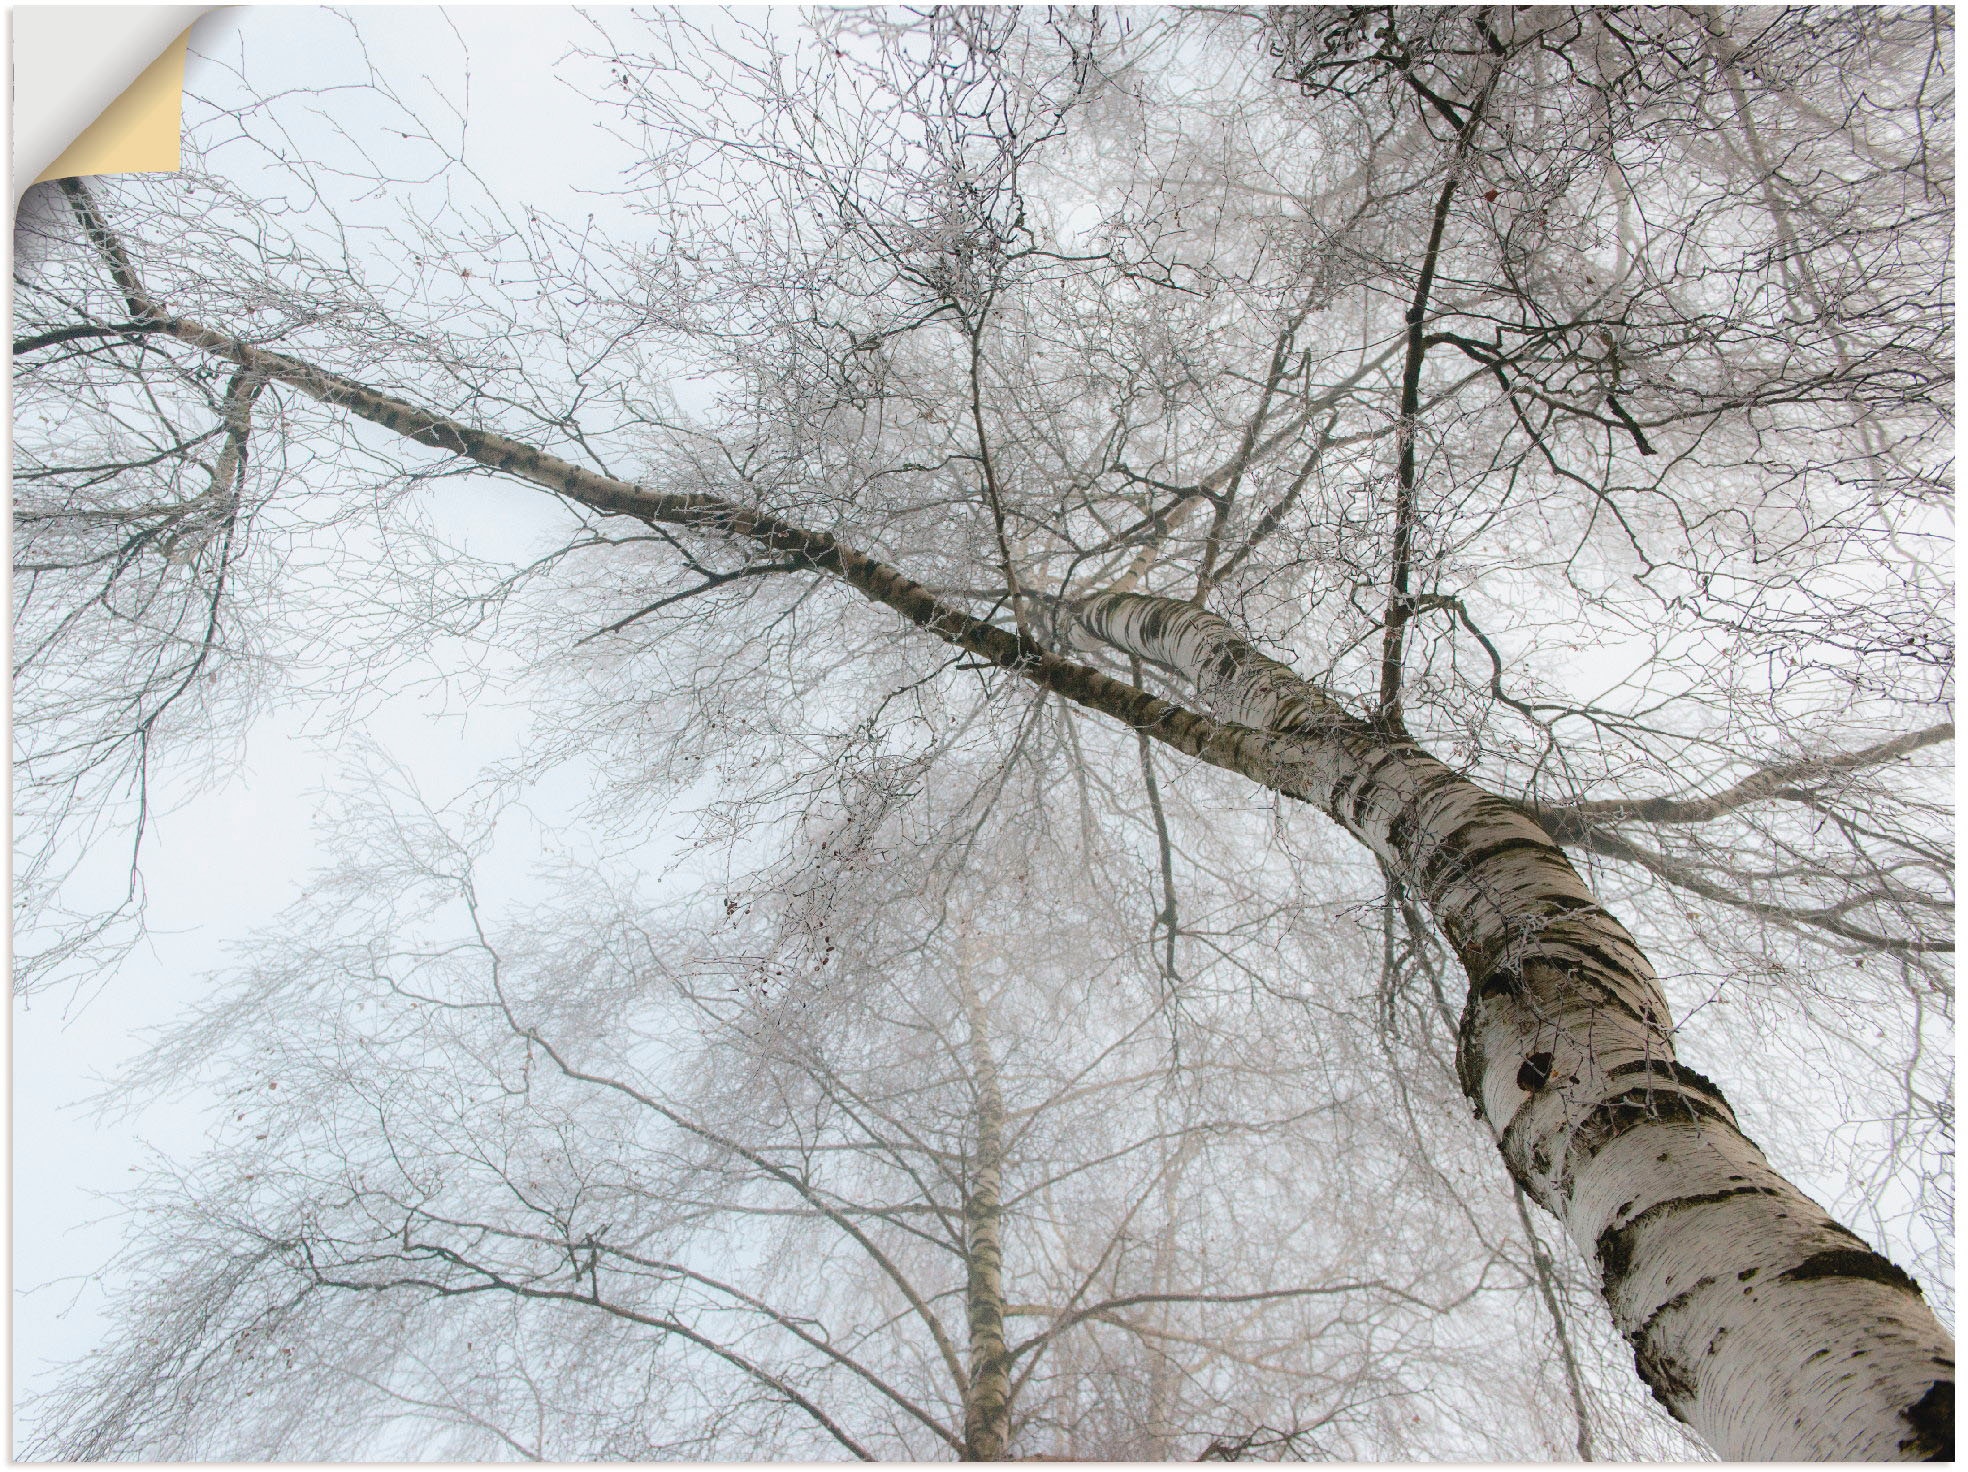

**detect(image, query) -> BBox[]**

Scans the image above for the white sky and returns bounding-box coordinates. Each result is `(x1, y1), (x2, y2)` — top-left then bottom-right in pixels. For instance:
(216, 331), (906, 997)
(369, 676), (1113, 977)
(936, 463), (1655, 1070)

(13, 5), (659, 1426)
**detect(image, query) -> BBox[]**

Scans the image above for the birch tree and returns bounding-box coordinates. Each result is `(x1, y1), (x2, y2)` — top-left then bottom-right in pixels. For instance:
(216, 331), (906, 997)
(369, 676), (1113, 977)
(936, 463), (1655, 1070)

(14, 5), (1952, 1460)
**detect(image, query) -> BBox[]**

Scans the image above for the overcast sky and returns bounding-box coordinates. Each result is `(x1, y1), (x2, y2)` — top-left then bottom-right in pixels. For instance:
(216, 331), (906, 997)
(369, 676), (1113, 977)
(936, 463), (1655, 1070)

(13, 5), (669, 1421)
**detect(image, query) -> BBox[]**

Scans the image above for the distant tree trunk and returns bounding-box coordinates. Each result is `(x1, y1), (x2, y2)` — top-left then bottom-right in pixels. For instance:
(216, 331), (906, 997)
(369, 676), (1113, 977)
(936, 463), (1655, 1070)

(1141, 1172), (1183, 1461)
(1076, 592), (1954, 1463)
(960, 964), (1013, 1462)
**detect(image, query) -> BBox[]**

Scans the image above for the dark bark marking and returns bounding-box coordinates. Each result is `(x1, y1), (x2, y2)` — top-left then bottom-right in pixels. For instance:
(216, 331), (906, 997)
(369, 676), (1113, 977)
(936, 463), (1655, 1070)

(1634, 1335), (1697, 1422)
(1476, 941), (1653, 1027)
(1553, 974), (1655, 1028)
(1600, 1059), (1734, 1112)
(1385, 806), (1416, 861)
(1350, 750), (1406, 829)
(1454, 1007), (1489, 1103)
(1569, 1087), (1732, 1170)
(1536, 893), (1601, 917)
(1597, 1222), (1636, 1288)
(1819, 1219), (1875, 1249)
(1592, 1185), (1786, 1292)
(1534, 935), (1645, 983)
(1901, 1379), (1953, 1460)
(1781, 1247), (1923, 1299)
(1401, 762), (1479, 820)
(1517, 1051), (1554, 1092)
(1418, 832), (1552, 897)
(1637, 1275), (1717, 1350)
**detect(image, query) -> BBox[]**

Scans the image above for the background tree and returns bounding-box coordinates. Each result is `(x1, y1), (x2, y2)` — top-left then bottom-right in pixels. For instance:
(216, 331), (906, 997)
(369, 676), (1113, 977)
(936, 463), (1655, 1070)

(14, 5), (1952, 1460)
(25, 757), (1669, 1461)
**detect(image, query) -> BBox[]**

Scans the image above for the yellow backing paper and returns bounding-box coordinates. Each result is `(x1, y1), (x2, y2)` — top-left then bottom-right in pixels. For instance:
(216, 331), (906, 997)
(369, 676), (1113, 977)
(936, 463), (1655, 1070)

(34, 28), (190, 183)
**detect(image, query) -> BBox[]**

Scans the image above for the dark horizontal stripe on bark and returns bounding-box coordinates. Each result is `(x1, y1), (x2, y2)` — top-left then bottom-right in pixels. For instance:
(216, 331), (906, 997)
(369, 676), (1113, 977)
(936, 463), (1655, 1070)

(1529, 933), (1654, 990)
(1459, 919), (1642, 983)
(1635, 1271), (1718, 1361)
(1532, 892), (1602, 917)
(1346, 749), (1409, 829)
(1503, 1062), (1745, 1187)
(1458, 930), (1657, 1052)
(1563, 1088), (1734, 1180)
(1594, 1186), (1790, 1292)
(1501, 1110), (1554, 1180)
(1453, 982), (1648, 1114)
(1782, 1247), (1924, 1299)
(1378, 762), (1484, 848)
(1599, 1058), (1734, 1111)
(1326, 772), (1361, 822)
(1384, 807), (1417, 862)
(1478, 944), (1655, 1016)
(1416, 831), (1557, 901)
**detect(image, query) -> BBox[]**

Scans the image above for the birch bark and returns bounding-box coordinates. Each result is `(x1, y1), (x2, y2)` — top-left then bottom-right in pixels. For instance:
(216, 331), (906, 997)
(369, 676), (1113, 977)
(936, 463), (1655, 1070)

(1075, 592), (1954, 1463)
(960, 960), (1013, 1462)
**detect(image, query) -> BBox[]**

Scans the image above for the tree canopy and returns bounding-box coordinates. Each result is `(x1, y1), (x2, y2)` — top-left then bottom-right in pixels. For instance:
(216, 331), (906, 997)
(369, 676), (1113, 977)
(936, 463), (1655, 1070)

(14, 6), (1953, 1462)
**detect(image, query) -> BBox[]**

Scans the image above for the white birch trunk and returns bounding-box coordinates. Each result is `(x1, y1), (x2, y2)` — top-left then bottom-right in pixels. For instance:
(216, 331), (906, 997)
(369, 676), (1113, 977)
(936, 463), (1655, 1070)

(1076, 592), (1954, 1463)
(960, 965), (1013, 1462)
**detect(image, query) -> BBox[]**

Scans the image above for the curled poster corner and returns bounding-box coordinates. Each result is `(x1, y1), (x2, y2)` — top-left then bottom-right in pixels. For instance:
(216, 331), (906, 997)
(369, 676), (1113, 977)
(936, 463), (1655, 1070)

(13, 6), (214, 202)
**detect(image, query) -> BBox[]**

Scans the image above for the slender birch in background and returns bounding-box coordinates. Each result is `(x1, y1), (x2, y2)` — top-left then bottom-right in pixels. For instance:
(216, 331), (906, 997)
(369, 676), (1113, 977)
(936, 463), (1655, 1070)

(13, 5), (1952, 1461)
